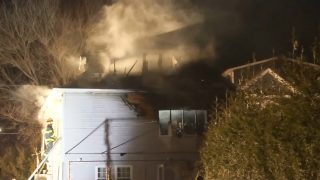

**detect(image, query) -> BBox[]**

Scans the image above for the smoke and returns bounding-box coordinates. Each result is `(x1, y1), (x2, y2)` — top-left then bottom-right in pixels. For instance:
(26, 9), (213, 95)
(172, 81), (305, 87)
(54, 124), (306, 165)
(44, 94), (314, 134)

(13, 85), (52, 126)
(86, 0), (206, 72)
(15, 85), (52, 107)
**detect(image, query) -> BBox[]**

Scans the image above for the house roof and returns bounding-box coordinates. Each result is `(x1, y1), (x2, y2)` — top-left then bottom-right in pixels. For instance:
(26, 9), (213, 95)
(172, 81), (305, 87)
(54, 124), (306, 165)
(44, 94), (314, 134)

(222, 57), (277, 77)
(223, 57), (320, 77)
(53, 88), (139, 94)
(239, 68), (296, 93)
(62, 61), (233, 93)
(55, 61), (234, 112)
(223, 57), (320, 87)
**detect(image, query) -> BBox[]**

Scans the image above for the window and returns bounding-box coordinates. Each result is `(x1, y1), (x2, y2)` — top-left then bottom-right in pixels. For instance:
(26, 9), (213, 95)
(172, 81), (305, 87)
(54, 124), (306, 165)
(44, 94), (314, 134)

(159, 110), (171, 136)
(115, 165), (133, 180)
(96, 167), (106, 180)
(158, 110), (207, 137)
(171, 110), (182, 126)
(183, 110), (196, 135)
(171, 110), (183, 138)
(196, 110), (207, 135)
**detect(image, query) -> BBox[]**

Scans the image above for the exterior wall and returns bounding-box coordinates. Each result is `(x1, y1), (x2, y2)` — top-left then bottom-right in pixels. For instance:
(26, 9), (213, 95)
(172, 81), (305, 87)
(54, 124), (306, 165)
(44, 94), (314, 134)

(61, 91), (201, 180)
(67, 161), (191, 180)
(68, 161), (157, 180)
(68, 162), (106, 180)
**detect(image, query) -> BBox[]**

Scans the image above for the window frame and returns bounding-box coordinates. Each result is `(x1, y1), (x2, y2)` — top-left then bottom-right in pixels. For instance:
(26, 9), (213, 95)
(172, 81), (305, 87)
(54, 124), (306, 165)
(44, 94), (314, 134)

(115, 165), (133, 180)
(158, 110), (207, 137)
(95, 166), (107, 180)
(183, 110), (197, 136)
(158, 110), (172, 137)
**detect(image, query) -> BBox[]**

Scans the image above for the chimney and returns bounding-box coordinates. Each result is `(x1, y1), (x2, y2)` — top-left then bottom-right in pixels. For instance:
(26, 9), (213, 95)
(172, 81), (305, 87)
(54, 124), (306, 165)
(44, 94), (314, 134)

(142, 53), (148, 74)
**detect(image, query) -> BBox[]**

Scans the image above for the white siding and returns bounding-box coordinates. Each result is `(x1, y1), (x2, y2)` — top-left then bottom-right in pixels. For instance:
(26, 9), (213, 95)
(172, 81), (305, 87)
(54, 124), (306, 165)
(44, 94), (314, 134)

(61, 91), (200, 180)
(63, 93), (145, 155)
(68, 162), (105, 180)
(69, 161), (149, 180)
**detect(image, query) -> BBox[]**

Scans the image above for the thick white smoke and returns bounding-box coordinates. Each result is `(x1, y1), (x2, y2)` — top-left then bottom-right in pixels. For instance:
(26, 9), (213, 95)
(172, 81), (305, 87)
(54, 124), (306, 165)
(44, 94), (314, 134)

(13, 85), (52, 126)
(86, 0), (206, 73)
(15, 85), (52, 107)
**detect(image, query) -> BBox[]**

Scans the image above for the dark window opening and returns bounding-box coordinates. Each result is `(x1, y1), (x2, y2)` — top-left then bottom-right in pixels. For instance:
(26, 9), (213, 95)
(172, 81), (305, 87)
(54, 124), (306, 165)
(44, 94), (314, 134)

(171, 110), (182, 137)
(158, 110), (207, 137)
(183, 110), (196, 135)
(159, 110), (170, 136)
(196, 110), (207, 135)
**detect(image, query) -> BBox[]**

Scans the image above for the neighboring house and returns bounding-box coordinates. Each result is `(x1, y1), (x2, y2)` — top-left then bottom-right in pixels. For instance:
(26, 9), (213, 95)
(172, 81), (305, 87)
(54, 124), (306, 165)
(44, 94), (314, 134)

(223, 57), (319, 89)
(30, 59), (230, 180)
(222, 57), (320, 102)
(223, 57), (281, 87)
(223, 57), (290, 90)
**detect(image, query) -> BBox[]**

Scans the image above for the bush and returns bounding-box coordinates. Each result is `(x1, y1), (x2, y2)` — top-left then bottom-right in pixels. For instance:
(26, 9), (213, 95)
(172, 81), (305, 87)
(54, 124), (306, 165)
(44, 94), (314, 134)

(201, 59), (320, 179)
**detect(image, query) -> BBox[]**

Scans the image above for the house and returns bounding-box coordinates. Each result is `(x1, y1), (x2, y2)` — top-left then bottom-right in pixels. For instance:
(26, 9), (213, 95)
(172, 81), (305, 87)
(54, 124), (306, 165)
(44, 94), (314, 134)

(222, 56), (320, 95)
(30, 58), (230, 180)
(223, 57), (281, 87)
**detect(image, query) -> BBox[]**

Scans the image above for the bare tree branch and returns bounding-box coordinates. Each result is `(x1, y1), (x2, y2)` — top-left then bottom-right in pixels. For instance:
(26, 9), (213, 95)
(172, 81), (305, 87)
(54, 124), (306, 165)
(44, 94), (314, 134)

(0, 0), (104, 128)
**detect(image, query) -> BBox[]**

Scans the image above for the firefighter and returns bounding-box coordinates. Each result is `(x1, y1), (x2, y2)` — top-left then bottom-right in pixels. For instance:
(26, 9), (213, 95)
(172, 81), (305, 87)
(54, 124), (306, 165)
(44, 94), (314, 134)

(42, 118), (57, 160)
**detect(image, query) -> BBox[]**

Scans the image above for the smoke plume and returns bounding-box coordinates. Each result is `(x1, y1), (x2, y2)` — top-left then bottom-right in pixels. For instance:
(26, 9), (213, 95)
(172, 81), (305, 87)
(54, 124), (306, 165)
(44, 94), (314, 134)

(13, 85), (52, 127)
(86, 0), (207, 73)
(15, 85), (52, 107)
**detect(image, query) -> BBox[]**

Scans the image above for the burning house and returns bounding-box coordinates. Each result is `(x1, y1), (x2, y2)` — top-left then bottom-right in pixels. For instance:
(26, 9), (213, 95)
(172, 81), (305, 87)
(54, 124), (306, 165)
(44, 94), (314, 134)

(29, 51), (231, 180)
(27, 7), (244, 179)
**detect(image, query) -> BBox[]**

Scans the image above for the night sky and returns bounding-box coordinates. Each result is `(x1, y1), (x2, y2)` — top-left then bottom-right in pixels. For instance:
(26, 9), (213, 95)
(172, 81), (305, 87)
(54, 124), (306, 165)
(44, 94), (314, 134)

(197, 0), (320, 69)
(63, 0), (320, 72)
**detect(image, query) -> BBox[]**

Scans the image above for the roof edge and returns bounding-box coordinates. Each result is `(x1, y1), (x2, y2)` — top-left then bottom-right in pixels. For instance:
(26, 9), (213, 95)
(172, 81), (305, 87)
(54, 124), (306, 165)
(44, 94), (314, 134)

(222, 57), (320, 77)
(239, 68), (296, 93)
(222, 57), (277, 76)
(52, 88), (146, 93)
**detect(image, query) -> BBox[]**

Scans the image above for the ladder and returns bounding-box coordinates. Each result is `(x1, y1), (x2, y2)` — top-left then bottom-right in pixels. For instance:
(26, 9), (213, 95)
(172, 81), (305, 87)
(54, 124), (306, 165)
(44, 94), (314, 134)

(28, 137), (61, 180)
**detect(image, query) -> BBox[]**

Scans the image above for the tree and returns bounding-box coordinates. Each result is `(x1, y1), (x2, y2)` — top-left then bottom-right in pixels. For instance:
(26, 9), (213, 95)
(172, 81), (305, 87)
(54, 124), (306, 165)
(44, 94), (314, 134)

(0, 0), (105, 178)
(0, 134), (40, 180)
(0, 0), (105, 127)
(0, 0), (83, 86)
(201, 57), (320, 179)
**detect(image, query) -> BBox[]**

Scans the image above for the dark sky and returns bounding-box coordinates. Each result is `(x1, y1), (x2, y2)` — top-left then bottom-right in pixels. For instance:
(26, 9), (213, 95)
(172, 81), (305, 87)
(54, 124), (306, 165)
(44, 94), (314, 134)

(196, 0), (320, 69)
(64, 0), (320, 71)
